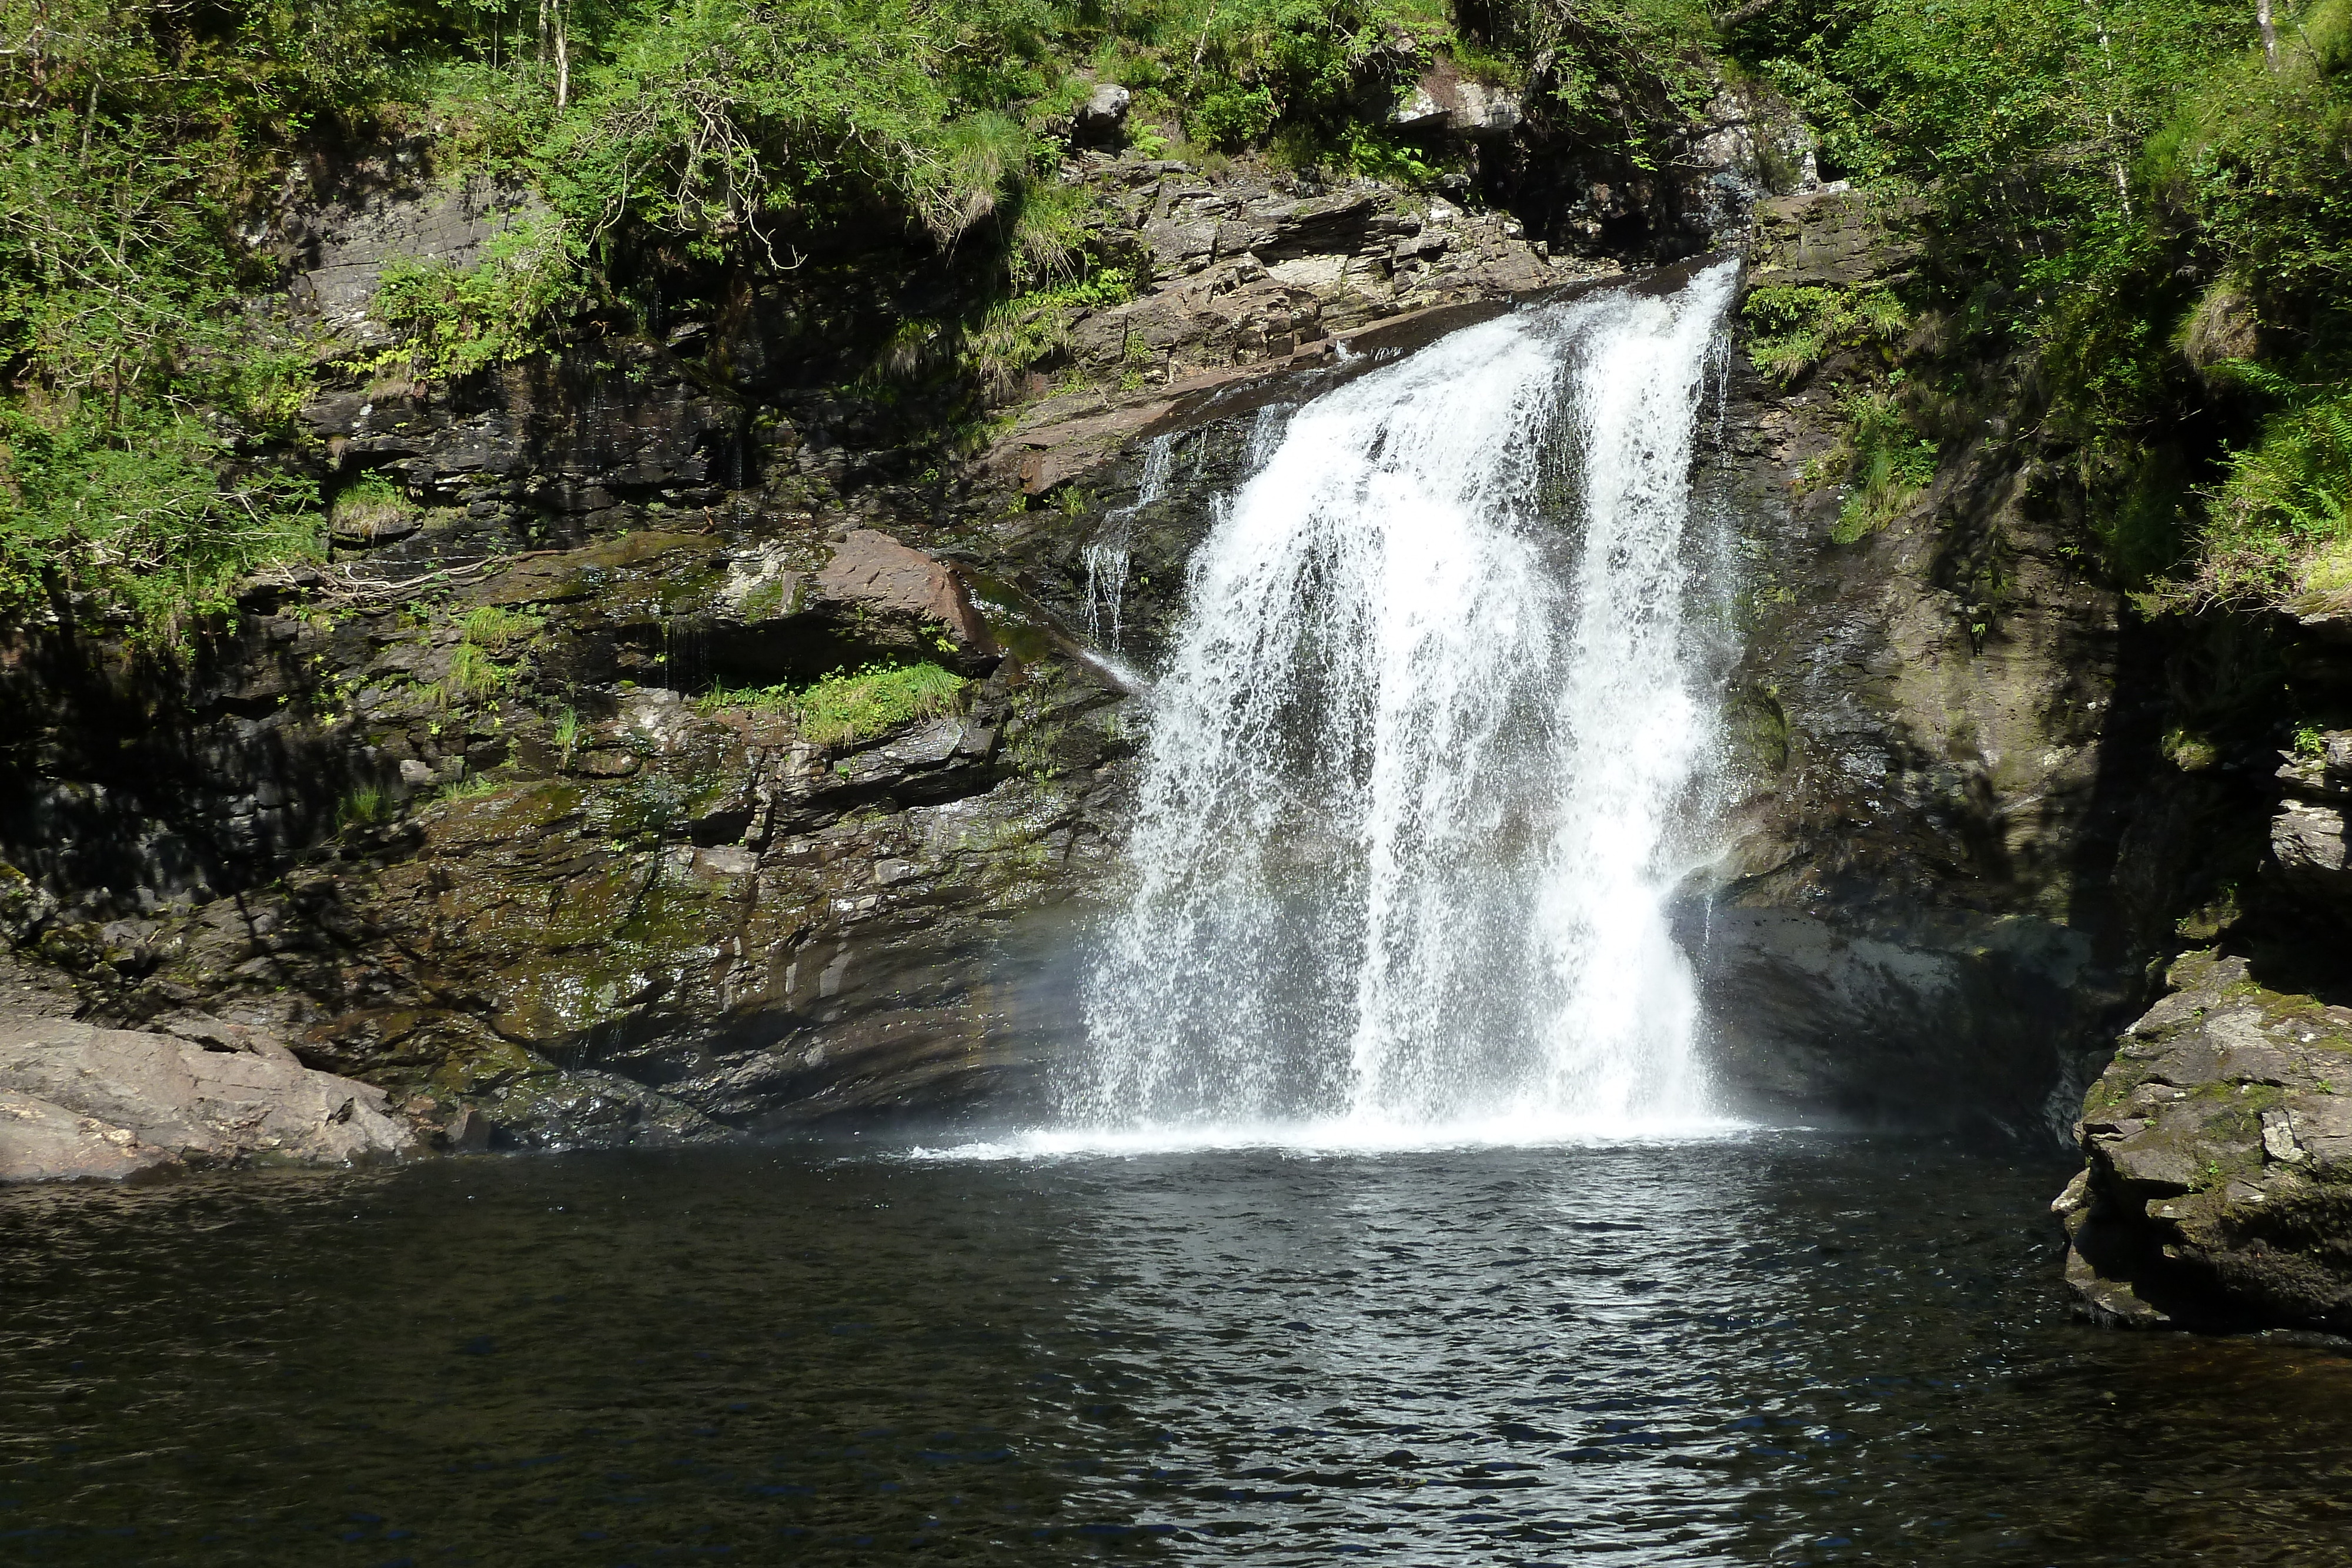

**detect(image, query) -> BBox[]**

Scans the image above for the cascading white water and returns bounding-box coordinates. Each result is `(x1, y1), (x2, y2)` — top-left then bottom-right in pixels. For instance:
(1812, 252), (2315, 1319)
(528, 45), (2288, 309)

(1082, 432), (1175, 651)
(1061, 261), (1740, 1144)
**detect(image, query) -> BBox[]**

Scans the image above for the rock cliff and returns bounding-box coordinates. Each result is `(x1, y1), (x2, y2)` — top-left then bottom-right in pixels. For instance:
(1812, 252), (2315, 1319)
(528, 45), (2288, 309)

(4, 128), (1733, 1156)
(0, 94), (2328, 1202)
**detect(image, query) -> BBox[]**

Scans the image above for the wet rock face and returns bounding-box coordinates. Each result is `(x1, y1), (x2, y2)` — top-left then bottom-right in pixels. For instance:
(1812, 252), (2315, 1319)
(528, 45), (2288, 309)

(1683, 196), (2123, 1132)
(2057, 951), (2352, 1333)
(303, 342), (747, 550)
(1, 514), (1134, 1149)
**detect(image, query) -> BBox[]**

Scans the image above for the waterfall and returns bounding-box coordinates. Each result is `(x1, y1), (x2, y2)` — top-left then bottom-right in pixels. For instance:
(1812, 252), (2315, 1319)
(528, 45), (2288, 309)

(1060, 262), (1742, 1144)
(1082, 432), (1176, 651)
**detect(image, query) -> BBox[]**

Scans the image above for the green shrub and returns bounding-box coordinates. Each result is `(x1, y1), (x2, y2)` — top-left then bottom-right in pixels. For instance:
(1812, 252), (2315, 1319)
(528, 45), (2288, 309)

(697, 661), (967, 744)
(1828, 390), (1939, 543)
(1723, 0), (2348, 600)
(534, 0), (1047, 258)
(1194, 87), (1279, 149)
(369, 215), (582, 379)
(460, 604), (546, 655)
(0, 400), (319, 640)
(1744, 286), (1908, 385)
(2191, 390), (2352, 606)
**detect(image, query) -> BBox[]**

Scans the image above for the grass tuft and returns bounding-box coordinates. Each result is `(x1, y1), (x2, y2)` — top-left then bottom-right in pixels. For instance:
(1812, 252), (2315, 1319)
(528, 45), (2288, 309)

(696, 661), (968, 745)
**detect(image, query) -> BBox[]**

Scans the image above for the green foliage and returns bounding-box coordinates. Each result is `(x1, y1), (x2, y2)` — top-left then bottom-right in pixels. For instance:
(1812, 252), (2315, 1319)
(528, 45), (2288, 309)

(1735, 0), (2241, 225)
(533, 0), (1059, 258)
(795, 661), (966, 744)
(0, 400), (319, 638)
(1481, 0), (1718, 172)
(697, 660), (967, 745)
(369, 215), (583, 377)
(431, 769), (502, 805)
(1726, 1), (2352, 607)
(1825, 390), (1938, 544)
(693, 680), (794, 717)
(443, 640), (513, 705)
(2164, 726), (2223, 771)
(1743, 285), (1907, 384)
(460, 604), (546, 654)
(0, 0), (388, 636)
(330, 473), (415, 541)
(1195, 87), (1281, 151)
(2195, 389), (2352, 605)
(338, 783), (397, 830)
(1180, 0), (1443, 140)
(552, 706), (585, 768)
(0, 0), (1727, 637)
(963, 265), (1143, 391)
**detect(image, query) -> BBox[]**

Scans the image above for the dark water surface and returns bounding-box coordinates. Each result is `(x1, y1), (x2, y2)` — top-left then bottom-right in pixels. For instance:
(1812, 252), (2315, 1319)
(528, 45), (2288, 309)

(4, 1134), (2351, 1566)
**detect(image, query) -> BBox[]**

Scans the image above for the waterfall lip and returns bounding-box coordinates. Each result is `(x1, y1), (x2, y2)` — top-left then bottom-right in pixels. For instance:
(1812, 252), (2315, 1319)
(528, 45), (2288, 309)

(1127, 251), (1745, 449)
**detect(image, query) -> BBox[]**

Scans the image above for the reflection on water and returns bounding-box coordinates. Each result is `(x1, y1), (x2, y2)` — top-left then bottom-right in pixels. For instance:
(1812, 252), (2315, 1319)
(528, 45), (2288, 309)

(4, 1134), (2351, 1564)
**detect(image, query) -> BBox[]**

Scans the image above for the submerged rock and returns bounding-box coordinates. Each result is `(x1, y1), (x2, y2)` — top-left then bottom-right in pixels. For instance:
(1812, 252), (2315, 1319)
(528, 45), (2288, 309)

(2058, 950), (2352, 1333)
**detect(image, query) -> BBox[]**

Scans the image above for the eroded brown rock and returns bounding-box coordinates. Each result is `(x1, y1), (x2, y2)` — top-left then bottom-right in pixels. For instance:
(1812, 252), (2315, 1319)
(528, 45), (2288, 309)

(815, 530), (994, 648)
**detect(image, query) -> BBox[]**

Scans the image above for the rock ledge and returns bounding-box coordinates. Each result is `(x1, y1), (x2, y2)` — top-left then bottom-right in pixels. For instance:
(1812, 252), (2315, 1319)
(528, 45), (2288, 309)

(0, 1018), (419, 1183)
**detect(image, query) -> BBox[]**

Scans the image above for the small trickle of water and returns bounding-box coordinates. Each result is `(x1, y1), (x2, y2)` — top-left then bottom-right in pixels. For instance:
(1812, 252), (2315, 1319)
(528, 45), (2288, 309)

(1065, 263), (1742, 1143)
(1082, 433), (1176, 651)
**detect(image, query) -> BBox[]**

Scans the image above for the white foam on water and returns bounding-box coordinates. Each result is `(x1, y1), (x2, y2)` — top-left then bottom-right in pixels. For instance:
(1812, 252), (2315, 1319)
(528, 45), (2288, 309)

(907, 1111), (1759, 1164)
(1033, 263), (1743, 1154)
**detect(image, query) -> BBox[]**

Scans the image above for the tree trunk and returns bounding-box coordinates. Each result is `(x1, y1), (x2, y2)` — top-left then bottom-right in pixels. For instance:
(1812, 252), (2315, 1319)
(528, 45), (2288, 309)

(554, 2), (571, 109)
(2259, 0), (2281, 70)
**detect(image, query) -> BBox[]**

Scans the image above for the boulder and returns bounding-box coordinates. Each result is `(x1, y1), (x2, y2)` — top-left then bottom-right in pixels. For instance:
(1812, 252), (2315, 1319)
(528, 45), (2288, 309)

(2272, 798), (2352, 908)
(2271, 733), (2352, 908)
(0, 1090), (175, 1183)
(1073, 83), (1131, 146)
(2057, 950), (2352, 1333)
(1391, 62), (1522, 136)
(814, 529), (995, 650)
(1745, 188), (1920, 289)
(0, 1019), (420, 1181)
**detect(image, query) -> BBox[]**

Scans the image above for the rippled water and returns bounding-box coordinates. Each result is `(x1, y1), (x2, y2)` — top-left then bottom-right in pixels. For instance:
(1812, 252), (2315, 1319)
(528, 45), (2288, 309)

(5, 1135), (2351, 1565)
